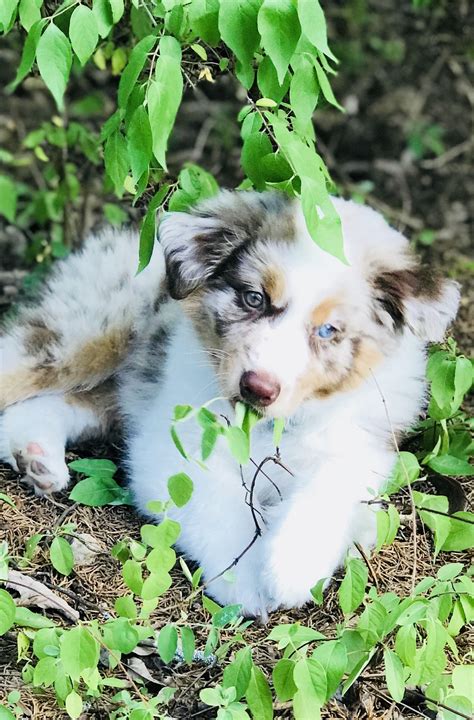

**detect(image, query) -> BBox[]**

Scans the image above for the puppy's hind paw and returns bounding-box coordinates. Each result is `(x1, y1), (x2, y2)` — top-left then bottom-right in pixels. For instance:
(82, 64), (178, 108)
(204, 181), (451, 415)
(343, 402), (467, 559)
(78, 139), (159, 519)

(13, 442), (69, 496)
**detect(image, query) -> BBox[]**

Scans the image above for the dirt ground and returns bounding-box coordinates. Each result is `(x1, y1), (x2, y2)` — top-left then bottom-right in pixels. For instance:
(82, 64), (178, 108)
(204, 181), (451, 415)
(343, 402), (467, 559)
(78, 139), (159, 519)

(0, 1), (473, 718)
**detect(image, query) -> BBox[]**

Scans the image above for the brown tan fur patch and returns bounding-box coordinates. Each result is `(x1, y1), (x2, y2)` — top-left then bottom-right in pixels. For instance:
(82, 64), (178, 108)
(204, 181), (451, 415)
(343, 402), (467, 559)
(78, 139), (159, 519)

(0, 327), (131, 411)
(295, 339), (383, 405)
(263, 267), (286, 306)
(24, 321), (61, 356)
(311, 297), (340, 327)
(66, 378), (119, 434)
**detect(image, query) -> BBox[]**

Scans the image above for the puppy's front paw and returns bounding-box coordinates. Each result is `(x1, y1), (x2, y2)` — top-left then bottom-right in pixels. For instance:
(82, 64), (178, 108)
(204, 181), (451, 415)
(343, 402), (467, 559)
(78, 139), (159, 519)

(204, 556), (271, 621)
(263, 533), (332, 611)
(13, 442), (69, 496)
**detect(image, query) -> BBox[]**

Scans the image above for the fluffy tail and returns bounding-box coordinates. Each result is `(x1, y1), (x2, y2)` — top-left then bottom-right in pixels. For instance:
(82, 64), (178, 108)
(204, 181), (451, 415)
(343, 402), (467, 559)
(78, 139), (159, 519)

(0, 226), (165, 410)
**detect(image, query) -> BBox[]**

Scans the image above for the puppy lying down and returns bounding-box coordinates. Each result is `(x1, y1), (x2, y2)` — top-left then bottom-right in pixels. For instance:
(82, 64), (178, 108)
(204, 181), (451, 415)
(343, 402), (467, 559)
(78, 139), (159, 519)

(0, 191), (459, 616)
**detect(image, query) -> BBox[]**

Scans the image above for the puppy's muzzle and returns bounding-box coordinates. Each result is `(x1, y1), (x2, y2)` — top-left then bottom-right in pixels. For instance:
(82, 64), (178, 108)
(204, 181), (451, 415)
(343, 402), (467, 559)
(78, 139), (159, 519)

(239, 371), (281, 407)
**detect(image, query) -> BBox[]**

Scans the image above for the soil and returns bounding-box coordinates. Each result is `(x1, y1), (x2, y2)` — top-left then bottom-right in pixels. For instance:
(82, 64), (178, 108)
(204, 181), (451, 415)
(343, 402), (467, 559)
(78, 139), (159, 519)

(0, 1), (472, 718)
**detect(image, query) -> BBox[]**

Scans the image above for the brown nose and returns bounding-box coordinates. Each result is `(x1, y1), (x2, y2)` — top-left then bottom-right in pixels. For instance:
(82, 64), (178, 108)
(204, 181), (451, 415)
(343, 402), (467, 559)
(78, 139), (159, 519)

(239, 371), (281, 407)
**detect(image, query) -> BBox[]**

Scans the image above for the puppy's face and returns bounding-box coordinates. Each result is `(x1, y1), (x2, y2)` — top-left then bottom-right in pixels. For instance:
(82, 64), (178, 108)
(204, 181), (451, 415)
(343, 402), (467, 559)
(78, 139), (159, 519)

(160, 191), (459, 418)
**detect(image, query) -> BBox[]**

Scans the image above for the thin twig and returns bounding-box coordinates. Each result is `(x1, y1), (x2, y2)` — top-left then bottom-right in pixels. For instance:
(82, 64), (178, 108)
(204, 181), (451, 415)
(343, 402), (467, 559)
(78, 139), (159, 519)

(354, 541), (380, 591)
(203, 530), (261, 589)
(415, 506), (474, 524)
(370, 370), (418, 592)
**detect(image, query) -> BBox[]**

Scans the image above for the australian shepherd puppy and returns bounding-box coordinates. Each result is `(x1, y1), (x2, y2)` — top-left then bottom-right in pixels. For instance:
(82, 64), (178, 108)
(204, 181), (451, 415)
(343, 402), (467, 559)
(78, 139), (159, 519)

(0, 191), (459, 617)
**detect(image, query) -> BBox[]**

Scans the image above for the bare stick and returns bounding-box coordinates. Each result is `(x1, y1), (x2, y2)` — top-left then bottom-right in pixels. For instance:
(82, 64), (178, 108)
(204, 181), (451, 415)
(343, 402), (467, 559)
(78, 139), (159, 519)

(370, 370), (418, 592)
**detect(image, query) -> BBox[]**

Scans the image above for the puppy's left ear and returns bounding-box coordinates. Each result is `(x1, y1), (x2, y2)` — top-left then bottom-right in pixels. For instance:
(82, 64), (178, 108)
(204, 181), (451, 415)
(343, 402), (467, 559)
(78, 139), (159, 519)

(158, 211), (241, 299)
(373, 265), (460, 342)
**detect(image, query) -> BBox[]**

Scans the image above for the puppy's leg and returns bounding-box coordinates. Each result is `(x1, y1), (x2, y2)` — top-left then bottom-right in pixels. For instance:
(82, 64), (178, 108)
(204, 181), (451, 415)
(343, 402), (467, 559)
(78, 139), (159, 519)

(1, 392), (110, 495)
(262, 449), (392, 610)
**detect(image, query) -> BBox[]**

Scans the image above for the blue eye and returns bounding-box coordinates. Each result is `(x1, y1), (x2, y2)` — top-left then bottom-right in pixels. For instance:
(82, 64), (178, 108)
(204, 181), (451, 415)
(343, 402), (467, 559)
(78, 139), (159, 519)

(317, 323), (337, 339)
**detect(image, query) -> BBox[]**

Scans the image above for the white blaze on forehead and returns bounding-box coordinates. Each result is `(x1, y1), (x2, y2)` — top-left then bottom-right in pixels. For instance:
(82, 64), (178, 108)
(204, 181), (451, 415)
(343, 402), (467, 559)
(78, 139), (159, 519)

(247, 310), (311, 382)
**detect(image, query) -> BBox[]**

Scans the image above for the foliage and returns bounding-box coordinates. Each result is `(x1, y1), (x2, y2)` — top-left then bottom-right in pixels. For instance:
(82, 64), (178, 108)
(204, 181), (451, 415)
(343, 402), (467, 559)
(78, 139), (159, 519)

(1, 0), (346, 267)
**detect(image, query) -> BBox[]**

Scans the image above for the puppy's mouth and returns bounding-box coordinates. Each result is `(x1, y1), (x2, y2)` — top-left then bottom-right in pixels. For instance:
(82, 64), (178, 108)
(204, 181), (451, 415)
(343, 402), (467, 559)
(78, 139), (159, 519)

(230, 395), (267, 417)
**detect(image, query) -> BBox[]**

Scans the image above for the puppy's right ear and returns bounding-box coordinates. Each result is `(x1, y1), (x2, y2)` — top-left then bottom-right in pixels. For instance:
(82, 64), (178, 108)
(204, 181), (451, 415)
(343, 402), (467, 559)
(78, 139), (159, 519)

(159, 212), (241, 299)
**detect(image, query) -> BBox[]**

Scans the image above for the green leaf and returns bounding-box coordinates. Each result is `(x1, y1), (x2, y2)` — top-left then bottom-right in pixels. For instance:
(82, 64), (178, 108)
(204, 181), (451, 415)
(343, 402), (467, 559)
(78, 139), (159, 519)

(257, 0), (300, 84)
(18, 0), (41, 32)
(69, 6), (98, 66)
(246, 665), (273, 720)
(70, 476), (130, 506)
(384, 649), (405, 702)
(7, 18), (45, 91)
(104, 129), (129, 196)
(65, 690), (83, 719)
(158, 624), (178, 663)
(223, 647), (253, 700)
(414, 490), (451, 556)
(395, 625), (417, 667)
(313, 59), (342, 110)
(0, 175), (17, 223)
(146, 545), (176, 573)
(257, 56), (289, 104)
(109, 0), (124, 24)
(127, 105), (153, 183)
(174, 404), (193, 421)
(189, 0), (220, 45)
(147, 35), (182, 170)
(15, 607), (55, 629)
(114, 595), (137, 619)
(383, 451), (420, 494)
(93, 0), (113, 39)
(49, 537), (74, 576)
(170, 424), (188, 459)
(293, 657), (327, 704)
(60, 627), (99, 680)
(201, 425), (219, 461)
(138, 183), (170, 272)
(0, 0), (18, 31)
(218, 0), (261, 88)
(140, 569), (172, 600)
(0, 493), (14, 507)
(180, 626), (195, 665)
(141, 519), (181, 548)
(290, 56), (319, 129)
(272, 658), (297, 702)
(396, 599), (428, 626)
(437, 563), (464, 581)
(36, 23), (72, 111)
(376, 504), (400, 551)
(69, 458), (117, 477)
(338, 557), (368, 614)
(226, 426), (250, 465)
(212, 604), (242, 628)
(103, 617), (139, 654)
(440, 512), (474, 552)
(168, 472), (193, 507)
(453, 356), (473, 408)
(122, 559), (143, 594)
(297, 0), (337, 62)
(0, 707), (15, 720)
(0, 590), (16, 635)
(272, 418), (285, 447)
(311, 640), (347, 701)
(33, 656), (58, 687)
(118, 35), (157, 109)
(427, 351), (456, 411)
(241, 131), (273, 189)
(310, 577), (326, 606)
(428, 455), (473, 477)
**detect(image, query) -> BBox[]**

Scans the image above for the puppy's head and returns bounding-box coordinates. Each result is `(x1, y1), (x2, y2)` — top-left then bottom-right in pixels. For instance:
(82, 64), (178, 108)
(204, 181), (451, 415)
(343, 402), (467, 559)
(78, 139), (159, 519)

(159, 191), (459, 417)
